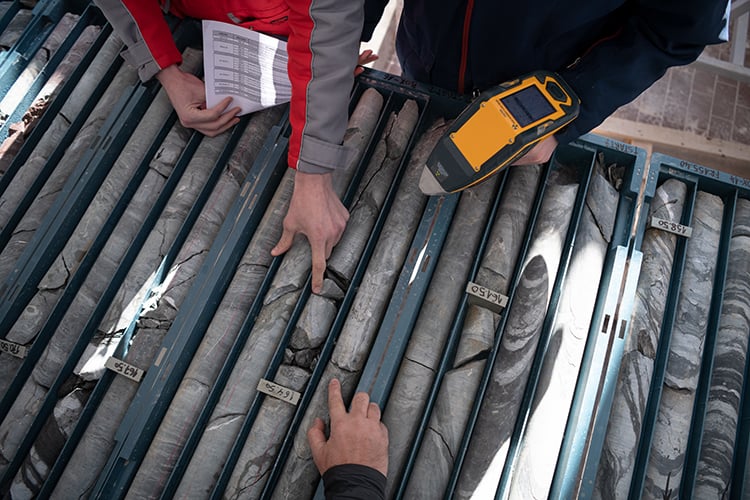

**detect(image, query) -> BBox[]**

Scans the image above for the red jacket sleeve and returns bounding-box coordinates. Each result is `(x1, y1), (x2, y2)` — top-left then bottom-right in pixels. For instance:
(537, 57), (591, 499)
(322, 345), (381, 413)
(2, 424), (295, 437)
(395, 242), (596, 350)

(285, 0), (364, 173)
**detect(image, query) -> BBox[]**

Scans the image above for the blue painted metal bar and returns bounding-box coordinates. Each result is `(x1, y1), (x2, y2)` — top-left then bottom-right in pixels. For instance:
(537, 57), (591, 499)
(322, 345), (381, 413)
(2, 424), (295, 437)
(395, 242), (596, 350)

(0, 79), (157, 332)
(0, 1), (22, 34)
(627, 175), (698, 500)
(571, 142), (662, 500)
(0, 23), (116, 207)
(680, 191), (734, 498)
(0, 4), (101, 140)
(35, 129), (205, 500)
(159, 254), (283, 500)
(90, 122), (289, 500)
(0, 0), (67, 93)
(494, 149), (596, 500)
(355, 192), (460, 406)
(444, 162), (553, 499)
(161, 124), (295, 500)
(0, 111), (178, 425)
(391, 168), (507, 500)
(549, 137), (647, 499)
(572, 246), (643, 500)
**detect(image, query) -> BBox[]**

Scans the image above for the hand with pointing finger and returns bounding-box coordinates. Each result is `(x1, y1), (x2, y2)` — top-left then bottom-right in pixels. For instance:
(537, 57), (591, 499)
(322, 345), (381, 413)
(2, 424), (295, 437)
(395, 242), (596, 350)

(308, 379), (388, 499)
(271, 172), (349, 294)
(270, 50), (378, 293)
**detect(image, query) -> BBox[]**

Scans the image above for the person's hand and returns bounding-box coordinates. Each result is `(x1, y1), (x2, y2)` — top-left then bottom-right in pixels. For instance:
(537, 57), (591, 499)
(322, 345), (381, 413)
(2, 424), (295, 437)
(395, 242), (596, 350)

(512, 135), (559, 165)
(271, 172), (349, 294)
(307, 379), (389, 477)
(156, 64), (241, 137)
(354, 49), (379, 76)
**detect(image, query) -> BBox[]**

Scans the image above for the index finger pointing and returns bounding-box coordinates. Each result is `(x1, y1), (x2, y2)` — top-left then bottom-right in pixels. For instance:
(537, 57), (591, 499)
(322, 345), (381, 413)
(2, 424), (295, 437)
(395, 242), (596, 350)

(327, 378), (346, 421)
(310, 243), (326, 294)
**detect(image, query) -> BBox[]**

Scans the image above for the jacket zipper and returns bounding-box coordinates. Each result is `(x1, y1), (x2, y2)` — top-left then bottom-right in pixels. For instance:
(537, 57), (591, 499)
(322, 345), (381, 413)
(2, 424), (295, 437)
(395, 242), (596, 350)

(457, 0), (475, 94)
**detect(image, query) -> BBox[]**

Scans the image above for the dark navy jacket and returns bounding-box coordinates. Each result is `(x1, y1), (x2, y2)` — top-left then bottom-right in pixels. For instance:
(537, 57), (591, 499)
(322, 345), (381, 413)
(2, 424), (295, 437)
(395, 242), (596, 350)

(364, 0), (729, 145)
(323, 464), (386, 499)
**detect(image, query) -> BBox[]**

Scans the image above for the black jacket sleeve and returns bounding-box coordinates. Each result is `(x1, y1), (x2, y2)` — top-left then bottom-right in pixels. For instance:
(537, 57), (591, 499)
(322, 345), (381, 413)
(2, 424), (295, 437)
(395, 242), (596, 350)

(556, 0), (729, 145)
(322, 464), (386, 500)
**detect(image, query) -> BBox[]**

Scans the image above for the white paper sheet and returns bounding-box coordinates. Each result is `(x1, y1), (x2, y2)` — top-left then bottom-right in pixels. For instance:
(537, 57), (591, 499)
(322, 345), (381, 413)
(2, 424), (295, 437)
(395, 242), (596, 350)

(202, 20), (291, 115)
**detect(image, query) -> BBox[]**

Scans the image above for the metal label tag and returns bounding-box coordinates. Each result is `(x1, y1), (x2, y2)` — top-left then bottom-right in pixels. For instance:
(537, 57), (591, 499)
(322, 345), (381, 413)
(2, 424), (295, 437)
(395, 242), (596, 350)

(257, 378), (301, 405)
(0, 339), (28, 359)
(650, 216), (692, 238)
(105, 357), (145, 382)
(465, 281), (508, 313)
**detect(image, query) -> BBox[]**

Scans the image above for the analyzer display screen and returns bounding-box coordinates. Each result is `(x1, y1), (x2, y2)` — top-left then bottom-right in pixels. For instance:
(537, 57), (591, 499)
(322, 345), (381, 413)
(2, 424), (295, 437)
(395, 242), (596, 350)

(501, 86), (555, 127)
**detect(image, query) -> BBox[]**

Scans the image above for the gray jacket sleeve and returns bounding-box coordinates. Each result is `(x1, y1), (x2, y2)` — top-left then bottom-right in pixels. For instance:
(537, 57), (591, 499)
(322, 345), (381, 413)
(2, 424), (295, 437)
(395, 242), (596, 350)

(93, 0), (181, 82)
(286, 0), (365, 173)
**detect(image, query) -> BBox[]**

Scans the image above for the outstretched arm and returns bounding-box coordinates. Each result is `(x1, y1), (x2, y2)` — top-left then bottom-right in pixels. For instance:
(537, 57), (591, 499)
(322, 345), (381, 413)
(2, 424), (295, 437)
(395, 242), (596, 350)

(517, 0), (729, 165)
(555, 0), (729, 145)
(272, 0), (365, 293)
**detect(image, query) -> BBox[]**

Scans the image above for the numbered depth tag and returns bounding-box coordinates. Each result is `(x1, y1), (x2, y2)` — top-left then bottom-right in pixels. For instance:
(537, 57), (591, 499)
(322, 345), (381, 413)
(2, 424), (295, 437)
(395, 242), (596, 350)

(257, 378), (301, 406)
(105, 357), (145, 382)
(650, 216), (692, 238)
(0, 339), (28, 359)
(466, 281), (508, 313)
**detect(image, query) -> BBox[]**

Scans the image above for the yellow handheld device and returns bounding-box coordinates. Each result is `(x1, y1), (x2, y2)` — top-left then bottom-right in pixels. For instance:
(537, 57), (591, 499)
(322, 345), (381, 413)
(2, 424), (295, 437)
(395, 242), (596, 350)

(419, 70), (579, 195)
